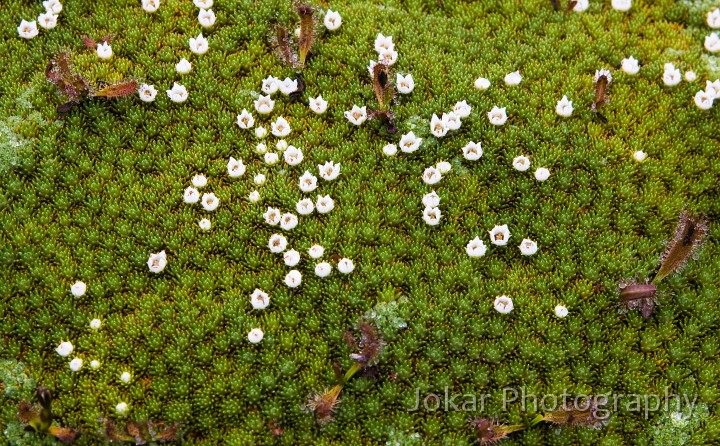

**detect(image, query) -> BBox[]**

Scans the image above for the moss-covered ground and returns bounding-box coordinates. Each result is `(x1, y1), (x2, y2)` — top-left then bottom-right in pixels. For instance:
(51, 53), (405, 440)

(1, 0), (720, 444)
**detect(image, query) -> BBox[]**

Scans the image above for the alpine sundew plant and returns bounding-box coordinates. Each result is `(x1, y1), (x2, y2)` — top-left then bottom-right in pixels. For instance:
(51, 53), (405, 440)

(1, 0), (720, 444)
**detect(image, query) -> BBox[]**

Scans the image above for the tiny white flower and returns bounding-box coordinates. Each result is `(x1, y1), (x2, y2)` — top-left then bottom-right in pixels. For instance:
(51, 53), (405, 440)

(442, 112), (461, 131)
(269, 234), (288, 253)
(279, 77), (299, 95)
(453, 100), (472, 118)
(633, 150), (647, 162)
(345, 105), (368, 125)
(199, 218), (211, 230)
(621, 56), (640, 75)
(397, 73), (415, 94)
(504, 71), (522, 86)
(18, 20), (39, 39)
(166, 82), (188, 103)
(436, 161), (452, 174)
(38, 12), (58, 30)
(254, 94), (275, 114)
(284, 146), (303, 166)
(430, 114), (447, 137)
(309, 96), (328, 114)
(399, 131), (422, 153)
(555, 95), (574, 117)
(248, 328), (264, 343)
(142, 0), (160, 13)
(285, 270), (302, 287)
(69, 358), (83, 372)
(494, 295), (514, 314)
(611, 0), (632, 11)
(115, 402), (129, 415)
(284, 249), (300, 266)
(422, 166), (442, 185)
(535, 167), (550, 181)
(462, 141), (482, 161)
(56, 341), (73, 357)
(319, 161), (341, 181)
(572, 0), (588, 12)
(254, 127), (267, 139)
(422, 206), (441, 226)
(383, 143), (398, 156)
(709, 8), (720, 29)
(263, 207), (280, 225)
(296, 198), (314, 215)
(184, 187), (199, 203)
(684, 71), (696, 82)
(176, 58), (192, 74)
(519, 239), (538, 256)
(374, 33), (394, 53)
(488, 106), (508, 125)
(96, 42), (113, 60)
(250, 289), (270, 310)
(466, 237), (487, 257)
(422, 191), (440, 208)
(198, 8), (216, 28)
(227, 157), (246, 177)
(379, 48), (398, 66)
(315, 262), (332, 277)
(189, 33), (209, 55)
(555, 305), (569, 318)
(201, 193), (219, 211)
(309, 244), (324, 259)
(474, 77), (491, 90)
(280, 213), (298, 230)
(694, 90), (714, 110)
(248, 190), (260, 202)
(261, 76), (279, 95)
(43, 0), (63, 13)
(316, 195), (335, 213)
(271, 116), (291, 137)
(120, 371), (132, 383)
(138, 84), (158, 102)
(90, 360), (101, 369)
(324, 9), (342, 30)
(299, 171), (318, 192)
(192, 174), (207, 188)
(264, 152), (279, 165)
(90, 319), (101, 329)
(71, 281), (86, 297)
(338, 258), (355, 274)
(276, 140), (288, 151)
(706, 33), (720, 53)
(706, 80), (720, 98)
(512, 155), (530, 171)
(147, 250), (167, 273)
(256, 143), (267, 155)
(663, 63), (682, 86)
(193, 0), (213, 8)
(489, 225), (511, 246)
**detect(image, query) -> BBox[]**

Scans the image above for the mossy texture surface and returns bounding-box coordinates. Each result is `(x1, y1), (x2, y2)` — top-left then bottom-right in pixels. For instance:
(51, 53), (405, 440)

(1, 0), (720, 444)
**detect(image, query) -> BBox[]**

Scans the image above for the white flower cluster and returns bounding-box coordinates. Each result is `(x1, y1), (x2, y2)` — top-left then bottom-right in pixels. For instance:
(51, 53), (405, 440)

(55, 333), (103, 372)
(694, 80), (720, 110)
(273, 239), (355, 288)
(466, 225), (538, 259)
(429, 100), (471, 137)
(18, 0), (64, 39)
(421, 191), (441, 226)
(374, 33), (398, 67)
(181, 174), (222, 233)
